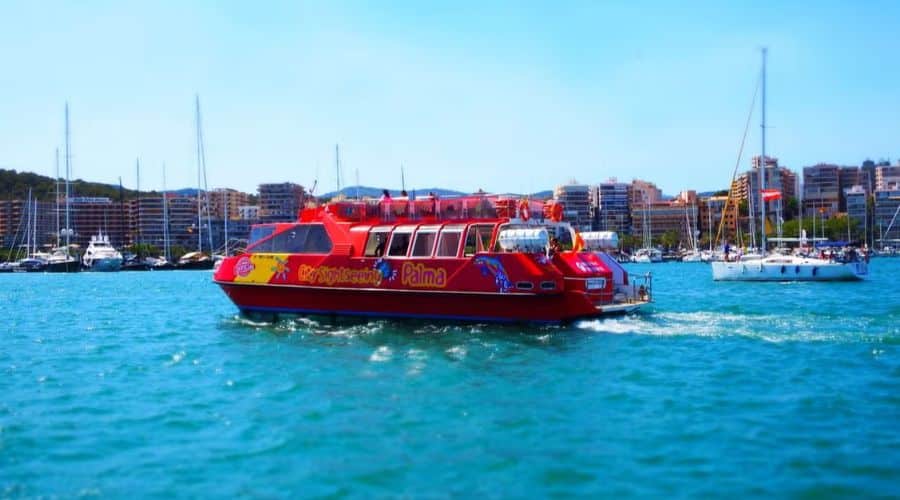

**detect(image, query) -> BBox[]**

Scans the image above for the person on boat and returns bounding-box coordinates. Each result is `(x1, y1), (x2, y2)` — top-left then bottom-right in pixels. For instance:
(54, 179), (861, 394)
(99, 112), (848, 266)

(724, 241), (731, 262)
(380, 190), (392, 221)
(549, 236), (562, 256)
(374, 234), (386, 257)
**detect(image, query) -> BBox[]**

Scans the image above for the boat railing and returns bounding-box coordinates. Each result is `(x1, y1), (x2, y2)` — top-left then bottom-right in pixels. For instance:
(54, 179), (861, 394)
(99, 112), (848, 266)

(319, 196), (547, 224)
(616, 272), (652, 304)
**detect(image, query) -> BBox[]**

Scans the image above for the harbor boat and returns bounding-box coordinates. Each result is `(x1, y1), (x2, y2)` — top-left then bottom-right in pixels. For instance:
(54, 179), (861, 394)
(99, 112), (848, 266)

(48, 104), (81, 273)
(81, 232), (123, 271)
(711, 253), (866, 281)
(711, 49), (867, 282)
(632, 247), (663, 263)
(176, 251), (214, 270)
(213, 195), (652, 323)
(45, 247), (80, 273)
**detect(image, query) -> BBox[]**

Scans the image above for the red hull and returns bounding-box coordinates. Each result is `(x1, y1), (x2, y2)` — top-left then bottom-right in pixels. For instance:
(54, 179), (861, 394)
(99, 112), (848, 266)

(213, 197), (651, 323)
(218, 282), (602, 323)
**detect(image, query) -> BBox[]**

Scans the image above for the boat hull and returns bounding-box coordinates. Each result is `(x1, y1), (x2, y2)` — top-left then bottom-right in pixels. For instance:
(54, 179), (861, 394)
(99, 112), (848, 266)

(711, 260), (866, 281)
(177, 260), (215, 270)
(45, 260), (81, 273)
(84, 257), (122, 272)
(216, 281), (645, 323)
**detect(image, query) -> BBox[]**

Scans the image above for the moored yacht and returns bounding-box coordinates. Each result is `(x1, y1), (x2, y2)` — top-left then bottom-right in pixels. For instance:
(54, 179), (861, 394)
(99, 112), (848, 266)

(712, 253), (867, 281)
(82, 232), (123, 271)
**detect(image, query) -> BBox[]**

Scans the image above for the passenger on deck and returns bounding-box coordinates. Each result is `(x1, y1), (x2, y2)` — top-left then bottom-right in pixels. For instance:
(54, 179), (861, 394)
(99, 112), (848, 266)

(374, 234), (386, 256)
(380, 190), (392, 220)
(549, 236), (562, 256)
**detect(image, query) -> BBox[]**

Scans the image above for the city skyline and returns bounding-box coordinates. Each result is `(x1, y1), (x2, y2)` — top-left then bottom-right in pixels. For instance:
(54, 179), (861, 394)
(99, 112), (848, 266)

(1, 2), (898, 196)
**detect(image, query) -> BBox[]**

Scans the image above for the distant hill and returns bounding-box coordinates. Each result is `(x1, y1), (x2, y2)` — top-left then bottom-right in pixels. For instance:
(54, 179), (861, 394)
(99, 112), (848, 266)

(0, 168), (143, 201)
(0, 168), (203, 201)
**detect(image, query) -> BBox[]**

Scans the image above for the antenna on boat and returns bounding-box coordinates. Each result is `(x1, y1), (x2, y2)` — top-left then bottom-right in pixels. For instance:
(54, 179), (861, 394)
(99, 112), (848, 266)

(355, 168), (360, 200)
(401, 164), (406, 193)
(335, 144), (342, 195)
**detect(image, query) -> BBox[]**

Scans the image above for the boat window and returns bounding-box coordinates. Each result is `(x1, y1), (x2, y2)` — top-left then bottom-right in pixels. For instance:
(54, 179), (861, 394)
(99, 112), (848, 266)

(259, 224), (332, 254)
(411, 229), (438, 257)
(247, 225), (276, 252)
(464, 224), (495, 257)
(302, 225), (333, 253)
(364, 227), (392, 257)
(388, 232), (412, 257)
(436, 226), (464, 257)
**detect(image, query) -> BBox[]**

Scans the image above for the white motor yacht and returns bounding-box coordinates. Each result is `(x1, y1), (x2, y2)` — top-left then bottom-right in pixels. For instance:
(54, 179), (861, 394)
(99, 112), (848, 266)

(82, 232), (123, 271)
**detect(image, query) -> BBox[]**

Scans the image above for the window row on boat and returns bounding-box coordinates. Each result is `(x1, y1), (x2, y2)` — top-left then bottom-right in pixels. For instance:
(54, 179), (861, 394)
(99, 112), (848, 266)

(246, 221), (581, 259)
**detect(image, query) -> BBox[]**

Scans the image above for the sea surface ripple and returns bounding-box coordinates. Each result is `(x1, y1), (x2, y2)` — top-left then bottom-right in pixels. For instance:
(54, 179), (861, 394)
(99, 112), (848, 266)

(1, 260), (899, 497)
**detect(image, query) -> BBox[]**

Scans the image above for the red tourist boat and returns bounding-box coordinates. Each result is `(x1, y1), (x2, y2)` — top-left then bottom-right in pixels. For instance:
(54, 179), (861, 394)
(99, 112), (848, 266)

(213, 194), (652, 323)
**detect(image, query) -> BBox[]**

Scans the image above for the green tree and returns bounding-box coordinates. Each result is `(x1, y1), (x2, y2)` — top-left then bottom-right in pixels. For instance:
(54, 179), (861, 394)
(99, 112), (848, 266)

(659, 230), (680, 250)
(619, 234), (639, 252)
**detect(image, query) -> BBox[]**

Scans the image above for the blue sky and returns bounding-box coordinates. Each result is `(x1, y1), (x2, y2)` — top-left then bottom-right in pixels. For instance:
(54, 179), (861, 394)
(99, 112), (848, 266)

(1, 1), (898, 196)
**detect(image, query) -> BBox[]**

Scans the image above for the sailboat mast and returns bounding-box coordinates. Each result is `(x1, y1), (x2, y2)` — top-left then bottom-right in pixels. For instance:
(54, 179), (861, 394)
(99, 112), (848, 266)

(54, 148), (60, 247)
(195, 95), (203, 253)
(759, 47), (768, 252)
(223, 190), (228, 256)
(64, 102), (71, 249)
(136, 158), (141, 250)
(162, 163), (170, 261)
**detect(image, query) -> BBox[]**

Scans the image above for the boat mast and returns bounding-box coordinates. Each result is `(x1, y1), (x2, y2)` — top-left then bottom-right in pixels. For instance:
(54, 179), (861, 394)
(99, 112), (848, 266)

(136, 158), (141, 251)
(194, 95), (213, 254)
(54, 148), (60, 247)
(64, 102), (71, 249)
(162, 163), (170, 261)
(223, 189), (228, 256)
(759, 47), (768, 253)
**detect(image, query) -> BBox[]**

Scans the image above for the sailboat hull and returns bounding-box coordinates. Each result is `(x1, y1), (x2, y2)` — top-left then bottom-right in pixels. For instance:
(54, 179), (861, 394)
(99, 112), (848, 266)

(711, 259), (867, 281)
(46, 260), (81, 273)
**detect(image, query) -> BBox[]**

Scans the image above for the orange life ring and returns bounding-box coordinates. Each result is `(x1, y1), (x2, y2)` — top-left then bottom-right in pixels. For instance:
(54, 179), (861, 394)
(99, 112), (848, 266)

(519, 200), (530, 221)
(550, 202), (563, 222)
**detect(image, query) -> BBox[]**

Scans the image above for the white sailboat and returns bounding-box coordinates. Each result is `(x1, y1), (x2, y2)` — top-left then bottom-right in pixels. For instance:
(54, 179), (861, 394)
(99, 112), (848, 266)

(47, 104), (80, 272)
(712, 49), (867, 281)
(177, 95), (214, 270)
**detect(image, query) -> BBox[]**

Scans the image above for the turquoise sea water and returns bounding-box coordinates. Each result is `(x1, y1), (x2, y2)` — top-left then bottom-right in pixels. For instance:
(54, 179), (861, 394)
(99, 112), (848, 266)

(2, 260), (899, 498)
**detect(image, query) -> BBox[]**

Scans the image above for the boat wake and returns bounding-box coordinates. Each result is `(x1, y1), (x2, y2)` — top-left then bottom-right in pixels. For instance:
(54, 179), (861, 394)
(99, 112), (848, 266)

(576, 311), (897, 344)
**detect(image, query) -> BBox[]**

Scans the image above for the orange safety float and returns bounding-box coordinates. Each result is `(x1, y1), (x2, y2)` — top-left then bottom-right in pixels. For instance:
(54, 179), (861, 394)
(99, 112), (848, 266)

(550, 201), (563, 222)
(518, 199), (531, 221)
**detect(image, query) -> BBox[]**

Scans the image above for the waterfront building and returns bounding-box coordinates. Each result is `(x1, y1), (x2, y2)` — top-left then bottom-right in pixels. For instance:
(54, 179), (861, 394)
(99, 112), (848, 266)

(238, 205), (260, 220)
(839, 167), (871, 211)
(630, 191), (698, 247)
(845, 185), (868, 230)
(630, 179), (662, 206)
(0, 199), (55, 250)
(591, 179), (631, 233)
(737, 156), (798, 215)
(802, 164), (841, 219)
(875, 164), (900, 191)
(67, 197), (129, 248)
(258, 183), (309, 222)
(209, 188), (250, 220)
(699, 195), (735, 245)
(553, 181), (592, 230)
(874, 188), (900, 245)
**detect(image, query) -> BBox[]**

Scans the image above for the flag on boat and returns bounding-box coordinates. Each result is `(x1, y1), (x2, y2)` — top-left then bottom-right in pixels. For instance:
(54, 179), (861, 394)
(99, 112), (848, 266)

(761, 189), (782, 202)
(573, 231), (585, 252)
